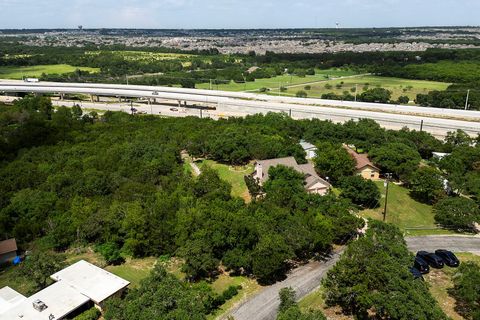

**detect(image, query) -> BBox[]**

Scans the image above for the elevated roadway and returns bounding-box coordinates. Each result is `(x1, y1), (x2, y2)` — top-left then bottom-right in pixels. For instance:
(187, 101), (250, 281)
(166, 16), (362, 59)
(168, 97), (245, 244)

(1, 80), (479, 138)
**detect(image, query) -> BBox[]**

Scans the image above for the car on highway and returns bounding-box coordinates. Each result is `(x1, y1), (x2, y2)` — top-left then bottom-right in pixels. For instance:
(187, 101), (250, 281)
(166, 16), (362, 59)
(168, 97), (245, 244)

(170, 107), (179, 112)
(409, 267), (424, 280)
(413, 256), (430, 274)
(152, 91), (159, 95)
(435, 250), (460, 267)
(416, 251), (444, 269)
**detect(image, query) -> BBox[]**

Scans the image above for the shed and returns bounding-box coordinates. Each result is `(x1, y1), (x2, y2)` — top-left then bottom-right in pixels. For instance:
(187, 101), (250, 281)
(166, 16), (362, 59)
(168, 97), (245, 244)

(0, 239), (18, 265)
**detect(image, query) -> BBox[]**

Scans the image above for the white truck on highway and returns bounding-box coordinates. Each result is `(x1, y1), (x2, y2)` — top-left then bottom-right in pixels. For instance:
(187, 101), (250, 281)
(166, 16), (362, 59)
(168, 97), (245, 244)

(24, 78), (39, 83)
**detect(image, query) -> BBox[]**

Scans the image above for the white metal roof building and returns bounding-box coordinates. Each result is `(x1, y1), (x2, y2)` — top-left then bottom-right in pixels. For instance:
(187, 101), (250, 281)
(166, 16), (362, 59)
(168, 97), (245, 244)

(51, 260), (130, 305)
(0, 260), (130, 320)
(0, 282), (90, 320)
(0, 286), (26, 315)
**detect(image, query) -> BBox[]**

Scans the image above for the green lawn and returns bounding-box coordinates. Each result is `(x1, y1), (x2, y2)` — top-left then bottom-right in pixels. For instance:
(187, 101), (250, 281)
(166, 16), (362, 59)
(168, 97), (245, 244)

(360, 181), (454, 236)
(299, 286), (353, 320)
(272, 75), (450, 101)
(106, 257), (157, 288)
(0, 266), (37, 296)
(208, 274), (261, 320)
(0, 64), (100, 79)
(198, 160), (254, 201)
(196, 68), (360, 92)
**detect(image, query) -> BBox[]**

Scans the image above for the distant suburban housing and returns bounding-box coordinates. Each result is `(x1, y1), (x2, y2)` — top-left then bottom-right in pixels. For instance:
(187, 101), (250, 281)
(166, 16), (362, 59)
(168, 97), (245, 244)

(343, 145), (380, 180)
(0, 239), (17, 265)
(0, 260), (130, 320)
(299, 140), (318, 160)
(253, 157), (331, 195)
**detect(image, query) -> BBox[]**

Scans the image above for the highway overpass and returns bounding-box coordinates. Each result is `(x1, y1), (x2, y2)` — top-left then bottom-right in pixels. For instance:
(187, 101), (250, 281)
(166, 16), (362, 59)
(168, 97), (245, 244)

(1, 80), (479, 138)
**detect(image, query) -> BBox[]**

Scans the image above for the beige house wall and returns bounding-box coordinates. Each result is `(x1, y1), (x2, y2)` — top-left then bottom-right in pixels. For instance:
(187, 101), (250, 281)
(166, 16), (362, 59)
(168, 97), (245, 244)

(307, 182), (329, 195)
(358, 166), (380, 180)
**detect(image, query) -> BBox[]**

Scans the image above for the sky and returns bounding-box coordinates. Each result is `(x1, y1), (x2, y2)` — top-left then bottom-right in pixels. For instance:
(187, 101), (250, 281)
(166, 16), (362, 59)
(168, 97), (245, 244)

(0, 0), (479, 29)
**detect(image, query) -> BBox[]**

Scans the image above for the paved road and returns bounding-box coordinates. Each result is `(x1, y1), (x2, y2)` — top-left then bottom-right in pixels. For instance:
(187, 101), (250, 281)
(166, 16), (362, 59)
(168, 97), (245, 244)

(2, 79), (480, 119)
(406, 235), (480, 254)
(224, 235), (479, 320)
(1, 81), (480, 138)
(225, 252), (342, 320)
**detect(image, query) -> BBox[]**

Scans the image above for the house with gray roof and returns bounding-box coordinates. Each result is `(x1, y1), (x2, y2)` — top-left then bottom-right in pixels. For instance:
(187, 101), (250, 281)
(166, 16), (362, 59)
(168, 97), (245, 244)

(252, 157), (331, 195)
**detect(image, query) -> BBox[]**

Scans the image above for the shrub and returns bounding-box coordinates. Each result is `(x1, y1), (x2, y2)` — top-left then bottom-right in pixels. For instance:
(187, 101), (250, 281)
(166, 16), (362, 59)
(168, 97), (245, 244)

(296, 91), (308, 98)
(433, 197), (480, 231)
(451, 262), (480, 319)
(74, 307), (101, 320)
(408, 167), (446, 204)
(397, 96), (410, 104)
(338, 176), (381, 208)
(95, 242), (124, 265)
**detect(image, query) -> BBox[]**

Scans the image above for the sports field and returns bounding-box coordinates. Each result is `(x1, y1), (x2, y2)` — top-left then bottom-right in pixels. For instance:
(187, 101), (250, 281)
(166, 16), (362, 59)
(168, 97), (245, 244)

(196, 68), (360, 92)
(271, 75), (450, 101)
(0, 64), (100, 79)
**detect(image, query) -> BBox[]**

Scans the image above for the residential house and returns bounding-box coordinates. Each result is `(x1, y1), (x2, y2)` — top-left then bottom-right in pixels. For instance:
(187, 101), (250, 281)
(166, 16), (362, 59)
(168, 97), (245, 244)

(299, 140), (318, 160)
(253, 157), (331, 195)
(0, 260), (130, 319)
(343, 145), (380, 180)
(0, 239), (17, 265)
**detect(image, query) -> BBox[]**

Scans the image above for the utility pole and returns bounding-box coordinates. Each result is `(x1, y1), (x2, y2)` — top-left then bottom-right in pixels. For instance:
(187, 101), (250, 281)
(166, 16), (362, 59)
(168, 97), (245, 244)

(383, 173), (393, 222)
(420, 120), (424, 132)
(465, 89), (470, 110)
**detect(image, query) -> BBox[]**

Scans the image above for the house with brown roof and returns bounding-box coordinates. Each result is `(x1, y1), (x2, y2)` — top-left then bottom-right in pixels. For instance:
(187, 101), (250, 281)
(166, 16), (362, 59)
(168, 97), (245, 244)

(343, 145), (380, 180)
(252, 157), (331, 195)
(0, 239), (18, 265)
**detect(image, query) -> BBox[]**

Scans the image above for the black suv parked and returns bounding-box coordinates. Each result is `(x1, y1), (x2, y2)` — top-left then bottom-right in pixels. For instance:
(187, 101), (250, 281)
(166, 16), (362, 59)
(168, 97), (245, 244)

(414, 256), (430, 274)
(409, 267), (425, 280)
(435, 250), (460, 267)
(416, 251), (444, 269)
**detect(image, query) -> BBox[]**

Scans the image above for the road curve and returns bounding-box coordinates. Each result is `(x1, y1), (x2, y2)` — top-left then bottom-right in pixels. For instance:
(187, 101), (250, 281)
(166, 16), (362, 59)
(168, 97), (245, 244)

(225, 252), (342, 320)
(224, 235), (479, 320)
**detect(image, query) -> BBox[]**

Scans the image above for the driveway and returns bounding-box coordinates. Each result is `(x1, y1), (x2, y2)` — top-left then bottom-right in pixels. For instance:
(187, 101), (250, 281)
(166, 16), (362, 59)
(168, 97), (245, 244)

(224, 251), (342, 320)
(406, 235), (480, 254)
(223, 235), (480, 320)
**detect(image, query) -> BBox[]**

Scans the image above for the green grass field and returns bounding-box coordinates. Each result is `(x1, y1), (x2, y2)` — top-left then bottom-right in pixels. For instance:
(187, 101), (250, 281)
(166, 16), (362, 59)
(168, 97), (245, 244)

(273, 75), (450, 101)
(0, 64), (100, 79)
(360, 181), (455, 236)
(196, 68), (360, 92)
(198, 160), (254, 201)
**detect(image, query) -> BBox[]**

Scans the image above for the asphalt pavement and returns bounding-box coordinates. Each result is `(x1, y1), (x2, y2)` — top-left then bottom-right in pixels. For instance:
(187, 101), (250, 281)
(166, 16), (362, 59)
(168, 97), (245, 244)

(224, 235), (479, 320)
